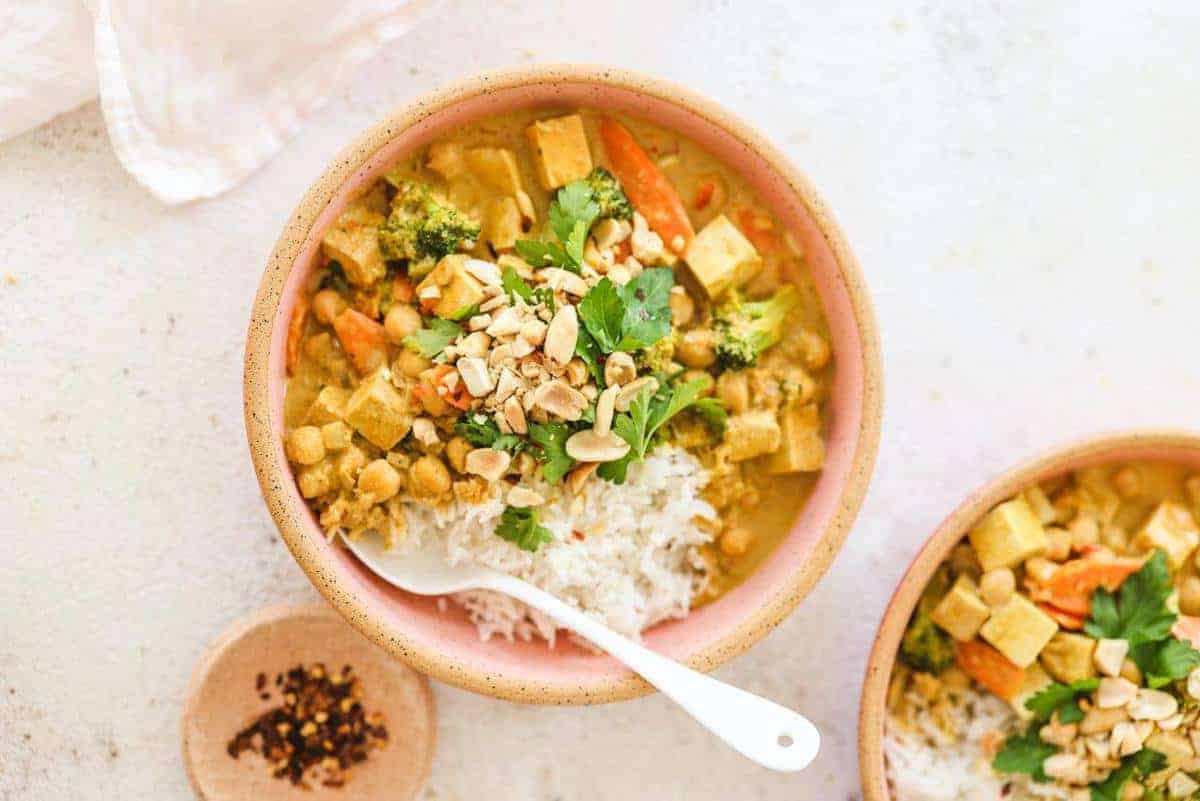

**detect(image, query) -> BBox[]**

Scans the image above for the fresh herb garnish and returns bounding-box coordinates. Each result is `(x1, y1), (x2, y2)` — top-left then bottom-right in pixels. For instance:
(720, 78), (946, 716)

(574, 326), (605, 387)
(1085, 550), (1200, 688)
(993, 724), (1057, 782)
(495, 506), (553, 552)
(514, 179), (600, 273)
(1025, 678), (1099, 724)
(402, 317), (461, 359)
(600, 378), (719, 484)
(577, 268), (674, 355)
(1090, 750), (1166, 801)
(446, 303), (480, 322)
(454, 414), (522, 453)
(692, 397), (729, 435)
(528, 422), (575, 483)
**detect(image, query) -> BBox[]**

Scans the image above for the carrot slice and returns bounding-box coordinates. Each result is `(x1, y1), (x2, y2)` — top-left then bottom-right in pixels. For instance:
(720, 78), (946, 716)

(332, 308), (387, 375)
(1039, 603), (1085, 631)
(599, 118), (694, 254)
(430, 363), (470, 411)
(956, 639), (1026, 700)
(1036, 556), (1144, 617)
(285, 296), (310, 376)
(693, 181), (716, 211)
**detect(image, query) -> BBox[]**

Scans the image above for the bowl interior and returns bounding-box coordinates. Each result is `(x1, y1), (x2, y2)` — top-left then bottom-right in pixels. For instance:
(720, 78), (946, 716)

(258, 70), (878, 699)
(859, 433), (1200, 800)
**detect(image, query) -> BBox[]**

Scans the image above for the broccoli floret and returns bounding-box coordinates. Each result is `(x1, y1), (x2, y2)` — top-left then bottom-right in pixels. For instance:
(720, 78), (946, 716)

(585, 167), (633, 221)
(378, 182), (480, 267)
(898, 566), (956, 674)
(638, 335), (677, 374)
(712, 285), (801, 369)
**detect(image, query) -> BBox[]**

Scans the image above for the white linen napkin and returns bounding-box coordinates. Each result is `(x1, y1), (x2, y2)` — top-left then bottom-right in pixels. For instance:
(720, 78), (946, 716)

(0, 0), (434, 204)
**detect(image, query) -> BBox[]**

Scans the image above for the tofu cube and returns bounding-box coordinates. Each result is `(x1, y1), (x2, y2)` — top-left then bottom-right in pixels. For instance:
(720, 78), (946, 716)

(482, 196), (523, 251)
(930, 576), (992, 642)
(765, 403), (825, 474)
(320, 203), (387, 287)
(426, 142), (467, 180)
(725, 410), (782, 462)
(979, 593), (1059, 668)
(415, 255), (487, 319)
(320, 421), (353, 451)
(1039, 632), (1097, 683)
(343, 370), (412, 450)
(683, 215), (763, 299)
(1131, 501), (1200, 569)
(525, 114), (593, 190)
(967, 497), (1048, 571)
(465, 147), (523, 195)
(304, 386), (350, 426)
(1009, 662), (1053, 721)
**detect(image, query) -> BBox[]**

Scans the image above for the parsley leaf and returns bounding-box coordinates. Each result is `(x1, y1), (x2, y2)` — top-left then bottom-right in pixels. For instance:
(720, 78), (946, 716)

(454, 414), (524, 453)
(993, 725), (1056, 782)
(578, 278), (625, 352)
(403, 317), (461, 359)
(576, 268), (675, 355)
(502, 265), (535, 303)
(1084, 550), (1200, 688)
(528, 422), (575, 484)
(515, 179), (600, 274)
(1091, 750), (1166, 801)
(1137, 636), (1200, 688)
(616, 268), (674, 351)
(494, 506), (553, 552)
(1025, 678), (1099, 723)
(602, 378), (722, 484)
(1085, 551), (1176, 645)
(574, 325), (605, 387)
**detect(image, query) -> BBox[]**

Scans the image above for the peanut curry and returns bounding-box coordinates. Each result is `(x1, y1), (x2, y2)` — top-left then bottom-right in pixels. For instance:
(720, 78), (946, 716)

(282, 107), (833, 602)
(891, 462), (1200, 799)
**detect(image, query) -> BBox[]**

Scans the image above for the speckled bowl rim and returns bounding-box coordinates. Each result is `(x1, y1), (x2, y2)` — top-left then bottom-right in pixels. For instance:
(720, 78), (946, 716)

(858, 430), (1200, 800)
(245, 64), (883, 705)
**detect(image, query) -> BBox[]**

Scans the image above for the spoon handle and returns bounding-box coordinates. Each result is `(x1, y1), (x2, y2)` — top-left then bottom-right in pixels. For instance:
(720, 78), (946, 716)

(486, 575), (820, 772)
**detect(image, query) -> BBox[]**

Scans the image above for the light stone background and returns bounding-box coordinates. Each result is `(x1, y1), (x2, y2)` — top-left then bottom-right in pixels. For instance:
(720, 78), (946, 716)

(3, 2), (1199, 799)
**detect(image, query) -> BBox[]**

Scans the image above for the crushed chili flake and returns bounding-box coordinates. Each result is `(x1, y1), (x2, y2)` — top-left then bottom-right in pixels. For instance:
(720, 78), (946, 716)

(226, 663), (388, 788)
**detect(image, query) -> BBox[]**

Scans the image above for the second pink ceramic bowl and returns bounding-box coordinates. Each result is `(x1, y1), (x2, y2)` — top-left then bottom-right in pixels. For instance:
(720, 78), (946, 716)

(244, 65), (883, 703)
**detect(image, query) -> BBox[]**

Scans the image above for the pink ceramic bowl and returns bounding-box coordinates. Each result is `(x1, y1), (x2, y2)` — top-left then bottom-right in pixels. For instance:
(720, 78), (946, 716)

(244, 65), (883, 704)
(859, 430), (1200, 799)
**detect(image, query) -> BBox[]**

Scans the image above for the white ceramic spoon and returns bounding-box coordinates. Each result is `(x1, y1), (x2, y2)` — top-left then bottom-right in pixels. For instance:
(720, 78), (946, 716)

(344, 534), (820, 772)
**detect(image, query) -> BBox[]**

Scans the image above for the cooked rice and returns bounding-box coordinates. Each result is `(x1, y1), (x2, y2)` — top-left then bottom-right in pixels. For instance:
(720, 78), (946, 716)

(394, 445), (717, 643)
(885, 683), (1071, 801)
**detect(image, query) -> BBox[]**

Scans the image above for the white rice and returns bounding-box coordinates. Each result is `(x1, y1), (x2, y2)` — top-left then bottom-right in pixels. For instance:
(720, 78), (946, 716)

(396, 445), (717, 643)
(885, 684), (1071, 801)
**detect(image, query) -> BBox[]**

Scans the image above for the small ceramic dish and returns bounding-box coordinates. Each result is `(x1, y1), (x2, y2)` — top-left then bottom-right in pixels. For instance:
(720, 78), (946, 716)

(244, 65), (883, 704)
(858, 430), (1200, 801)
(182, 604), (435, 801)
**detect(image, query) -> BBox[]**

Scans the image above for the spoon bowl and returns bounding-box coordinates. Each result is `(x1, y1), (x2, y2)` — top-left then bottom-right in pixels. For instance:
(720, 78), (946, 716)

(344, 532), (820, 773)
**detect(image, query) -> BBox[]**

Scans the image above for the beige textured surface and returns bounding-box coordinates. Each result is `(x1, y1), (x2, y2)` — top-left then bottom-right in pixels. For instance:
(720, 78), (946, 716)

(2, 2), (1199, 799)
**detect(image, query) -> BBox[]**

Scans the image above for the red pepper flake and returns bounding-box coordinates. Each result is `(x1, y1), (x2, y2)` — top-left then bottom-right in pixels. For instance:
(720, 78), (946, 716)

(226, 663), (388, 789)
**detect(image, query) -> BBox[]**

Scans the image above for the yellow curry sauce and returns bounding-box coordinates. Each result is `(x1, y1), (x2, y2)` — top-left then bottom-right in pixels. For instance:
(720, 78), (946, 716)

(283, 107), (833, 603)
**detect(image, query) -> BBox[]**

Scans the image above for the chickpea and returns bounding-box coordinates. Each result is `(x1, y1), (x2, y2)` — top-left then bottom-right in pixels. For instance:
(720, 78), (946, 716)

(395, 348), (432, 379)
(444, 436), (472, 473)
(1112, 466), (1141, 499)
(410, 455), (451, 497)
(716, 372), (750, 414)
(384, 304), (423, 345)
(335, 446), (369, 490)
(1180, 577), (1200, 617)
(676, 330), (716, 368)
(1024, 557), (1059, 584)
(312, 289), (348, 325)
(979, 568), (1015, 607)
(668, 286), (695, 327)
(797, 330), (831, 371)
(286, 426), (326, 465)
(719, 527), (754, 557)
(297, 464), (332, 499)
(357, 459), (401, 501)
(320, 421), (352, 451)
